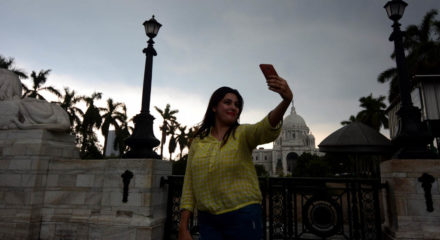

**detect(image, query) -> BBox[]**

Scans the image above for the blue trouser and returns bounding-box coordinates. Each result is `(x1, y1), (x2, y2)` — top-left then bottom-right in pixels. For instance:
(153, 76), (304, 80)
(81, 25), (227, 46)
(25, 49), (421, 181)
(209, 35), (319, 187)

(198, 204), (263, 240)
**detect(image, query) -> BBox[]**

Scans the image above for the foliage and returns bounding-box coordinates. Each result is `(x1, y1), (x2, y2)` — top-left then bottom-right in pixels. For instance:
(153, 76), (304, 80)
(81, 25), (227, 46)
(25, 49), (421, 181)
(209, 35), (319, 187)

(291, 153), (334, 177)
(172, 154), (188, 175)
(0, 55), (29, 95)
(23, 69), (61, 100)
(101, 98), (125, 156)
(357, 94), (389, 131)
(176, 125), (188, 160)
(155, 104), (179, 159)
(1, 55), (189, 160)
(378, 9), (440, 102)
(341, 93), (388, 131)
(58, 87), (84, 134)
(113, 105), (132, 156)
(0, 55), (28, 79)
(78, 92), (103, 158)
(255, 164), (269, 177)
(167, 120), (179, 160)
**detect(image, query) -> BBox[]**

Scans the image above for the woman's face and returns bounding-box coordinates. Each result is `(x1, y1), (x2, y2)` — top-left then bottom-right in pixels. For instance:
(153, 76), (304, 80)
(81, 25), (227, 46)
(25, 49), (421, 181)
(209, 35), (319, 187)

(213, 93), (240, 126)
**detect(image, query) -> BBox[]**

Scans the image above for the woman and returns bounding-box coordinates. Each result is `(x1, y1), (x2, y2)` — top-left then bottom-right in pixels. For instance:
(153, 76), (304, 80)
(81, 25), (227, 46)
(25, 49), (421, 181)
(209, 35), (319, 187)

(179, 75), (292, 240)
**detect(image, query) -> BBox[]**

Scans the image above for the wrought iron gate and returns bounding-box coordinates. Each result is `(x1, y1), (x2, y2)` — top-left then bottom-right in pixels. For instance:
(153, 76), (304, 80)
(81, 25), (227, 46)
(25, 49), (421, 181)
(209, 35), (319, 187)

(162, 176), (382, 240)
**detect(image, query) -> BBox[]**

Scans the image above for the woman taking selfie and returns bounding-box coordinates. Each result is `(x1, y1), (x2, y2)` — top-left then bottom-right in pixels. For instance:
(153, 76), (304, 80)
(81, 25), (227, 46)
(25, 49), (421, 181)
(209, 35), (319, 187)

(179, 70), (292, 240)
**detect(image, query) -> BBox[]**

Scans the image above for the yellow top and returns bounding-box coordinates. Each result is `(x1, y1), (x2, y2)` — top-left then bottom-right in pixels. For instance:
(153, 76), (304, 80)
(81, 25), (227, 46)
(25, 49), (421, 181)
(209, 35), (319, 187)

(180, 115), (282, 215)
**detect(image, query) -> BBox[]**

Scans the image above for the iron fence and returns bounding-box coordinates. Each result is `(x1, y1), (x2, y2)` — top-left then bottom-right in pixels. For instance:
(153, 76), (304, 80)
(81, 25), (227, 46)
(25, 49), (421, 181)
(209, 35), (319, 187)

(162, 176), (382, 240)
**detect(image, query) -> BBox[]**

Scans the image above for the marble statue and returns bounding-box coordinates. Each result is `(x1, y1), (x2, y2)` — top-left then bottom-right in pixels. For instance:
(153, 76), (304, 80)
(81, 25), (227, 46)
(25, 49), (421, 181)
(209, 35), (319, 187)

(0, 69), (70, 131)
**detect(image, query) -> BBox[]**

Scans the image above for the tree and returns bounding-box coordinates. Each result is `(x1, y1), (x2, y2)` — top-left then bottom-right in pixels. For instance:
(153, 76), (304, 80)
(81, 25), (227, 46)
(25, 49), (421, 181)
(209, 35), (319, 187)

(172, 154), (188, 175)
(0, 55), (28, 79)
(357, 94), (389, 131)
(113, 105), (133, 157)
(0, 55), (29, 93)
(341, 115), (358, 126)
(79, 92), (103, 159)
(23, 69), (61, 100)
(176, 125), (188, 160)
(291, 153), (331, 177)
(58, 87), (84, 134)
(378, 9), (440, 102)
(154, 104), (178, 159)
(167, 121), (179, 161)
(101, 98), (125, 156)
(341, 94), (388, 131)
(255, 164), (269, 177)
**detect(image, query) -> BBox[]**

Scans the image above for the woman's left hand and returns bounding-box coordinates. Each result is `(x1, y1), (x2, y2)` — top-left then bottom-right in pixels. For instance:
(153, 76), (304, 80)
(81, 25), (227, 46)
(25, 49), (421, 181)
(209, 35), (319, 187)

(266, 76), (293, 101)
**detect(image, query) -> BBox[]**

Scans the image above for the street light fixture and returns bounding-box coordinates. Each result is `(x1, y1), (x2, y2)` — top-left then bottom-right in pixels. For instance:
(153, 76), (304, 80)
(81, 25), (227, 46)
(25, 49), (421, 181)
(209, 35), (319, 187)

(124, 15), (162, 159)
(383, 0), (436, 158)
(384, 0), (407, 21)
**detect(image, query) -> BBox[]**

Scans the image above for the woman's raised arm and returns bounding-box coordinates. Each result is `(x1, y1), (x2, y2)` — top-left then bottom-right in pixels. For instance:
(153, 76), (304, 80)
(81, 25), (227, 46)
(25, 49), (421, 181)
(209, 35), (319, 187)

(266, 75), (293, 127)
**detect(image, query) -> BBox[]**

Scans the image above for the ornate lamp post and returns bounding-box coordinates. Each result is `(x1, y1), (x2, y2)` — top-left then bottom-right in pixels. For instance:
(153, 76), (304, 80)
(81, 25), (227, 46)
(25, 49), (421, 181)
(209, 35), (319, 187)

(384, 0), (435, 158)
(124, 15), (162, 159)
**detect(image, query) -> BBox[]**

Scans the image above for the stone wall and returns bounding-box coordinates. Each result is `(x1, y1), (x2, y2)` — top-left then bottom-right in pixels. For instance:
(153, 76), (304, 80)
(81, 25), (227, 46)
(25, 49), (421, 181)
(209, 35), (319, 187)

(381, 159), (440, 240)
(0, 129), (171, 240)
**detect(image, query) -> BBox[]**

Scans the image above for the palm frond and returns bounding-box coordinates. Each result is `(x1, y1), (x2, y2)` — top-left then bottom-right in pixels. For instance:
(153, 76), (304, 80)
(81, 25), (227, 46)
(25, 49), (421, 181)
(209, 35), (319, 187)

(43, 86), (62, 98)
(377, 67), (397, 83)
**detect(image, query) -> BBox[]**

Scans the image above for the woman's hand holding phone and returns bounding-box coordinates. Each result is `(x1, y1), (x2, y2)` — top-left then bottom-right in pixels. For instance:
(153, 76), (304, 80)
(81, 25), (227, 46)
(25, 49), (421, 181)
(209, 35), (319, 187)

(260, 64), (292, 101)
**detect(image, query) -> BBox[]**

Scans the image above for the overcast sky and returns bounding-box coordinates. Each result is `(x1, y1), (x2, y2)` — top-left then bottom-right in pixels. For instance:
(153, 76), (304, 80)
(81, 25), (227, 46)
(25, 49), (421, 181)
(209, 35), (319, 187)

(1, 0), (439, 157)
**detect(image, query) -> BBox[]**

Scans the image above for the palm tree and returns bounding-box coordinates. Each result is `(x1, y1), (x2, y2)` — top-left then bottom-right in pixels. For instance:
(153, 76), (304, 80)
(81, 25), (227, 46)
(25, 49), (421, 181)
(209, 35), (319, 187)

(114, 105), (133, 156)
(79, 92), (103, 158)
(167, 120), (178, 160)
(59, 87), (84, 133)
(341, 115), (358, 126)
(176, 125), (188, 160)
(0, 55), (29, 94)
(356, 94), (389, 131)
(23, 69), (61, 100)
(378, 9), (440, 102)
(0, 55), (28, 79)
(154, 104), (179, 158)
(187, 126), (198, 148)
(101, 98), (125, 156)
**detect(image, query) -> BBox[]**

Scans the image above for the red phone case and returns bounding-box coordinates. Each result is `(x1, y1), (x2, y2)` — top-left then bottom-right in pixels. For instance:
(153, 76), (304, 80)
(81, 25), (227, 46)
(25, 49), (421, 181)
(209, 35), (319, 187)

(259, 64), (278, 79)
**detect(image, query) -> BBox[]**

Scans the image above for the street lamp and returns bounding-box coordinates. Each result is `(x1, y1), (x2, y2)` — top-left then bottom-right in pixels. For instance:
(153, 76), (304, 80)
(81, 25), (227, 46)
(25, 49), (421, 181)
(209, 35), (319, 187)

(124, 15), (162, 159)
(384, 0), (435, 158)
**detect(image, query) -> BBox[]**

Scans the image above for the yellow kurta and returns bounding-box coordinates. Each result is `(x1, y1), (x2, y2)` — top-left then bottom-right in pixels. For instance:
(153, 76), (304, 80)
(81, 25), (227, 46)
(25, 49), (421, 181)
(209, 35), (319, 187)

(180, 115), (282, 215)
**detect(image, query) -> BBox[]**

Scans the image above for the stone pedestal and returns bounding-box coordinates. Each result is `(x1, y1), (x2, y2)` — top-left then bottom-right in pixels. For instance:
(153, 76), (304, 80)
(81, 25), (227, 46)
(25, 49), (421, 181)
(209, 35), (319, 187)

(0, 129), (79, 239)
(381, 159), (440, 240)
(0, 129), (172, 240)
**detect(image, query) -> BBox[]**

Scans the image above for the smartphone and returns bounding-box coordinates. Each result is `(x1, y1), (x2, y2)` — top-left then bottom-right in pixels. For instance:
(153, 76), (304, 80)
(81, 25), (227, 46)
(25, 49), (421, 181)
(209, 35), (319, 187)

(259, 64), (278, 80)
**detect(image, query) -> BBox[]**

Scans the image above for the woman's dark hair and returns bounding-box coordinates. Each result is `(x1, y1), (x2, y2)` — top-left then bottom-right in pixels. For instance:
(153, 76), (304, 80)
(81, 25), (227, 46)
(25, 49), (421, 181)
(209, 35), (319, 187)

(194, 86), (244, 146)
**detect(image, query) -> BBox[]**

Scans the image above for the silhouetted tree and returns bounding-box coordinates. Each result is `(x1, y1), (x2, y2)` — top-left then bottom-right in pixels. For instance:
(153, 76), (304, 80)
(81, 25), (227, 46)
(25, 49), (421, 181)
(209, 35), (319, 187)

(154, 104), (178, 158)
(79, 92), (103, 159)
(101, 98), (125, 156)
(255, 164), (269, 177)
(341, 115), (358, 126)
(0, 55), (29, 93)
(357, 94), (389, 131)
(341, 94), (388, 131)
(58, 87), (84, 135)
(114, 105), (132, 156)
(23, 69), (61, 100)
(0, 55), (28, 79)
(176, 125), (188, 160)
(378, 9), (440, 102)
(168, 121), (179, 160)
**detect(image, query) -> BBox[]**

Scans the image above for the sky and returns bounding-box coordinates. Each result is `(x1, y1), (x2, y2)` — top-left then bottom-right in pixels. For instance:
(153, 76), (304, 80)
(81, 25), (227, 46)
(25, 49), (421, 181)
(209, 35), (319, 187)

(1, 0), (439, 158)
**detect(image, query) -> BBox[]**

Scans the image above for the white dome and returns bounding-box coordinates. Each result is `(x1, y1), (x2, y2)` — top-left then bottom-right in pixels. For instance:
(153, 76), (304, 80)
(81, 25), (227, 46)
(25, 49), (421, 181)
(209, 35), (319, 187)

(283, 104), (309, 131)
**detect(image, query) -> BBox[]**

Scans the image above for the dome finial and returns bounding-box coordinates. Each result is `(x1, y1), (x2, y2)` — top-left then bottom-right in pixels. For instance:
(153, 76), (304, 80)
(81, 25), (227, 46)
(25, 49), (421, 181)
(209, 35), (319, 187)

(291, 99), (296, 114)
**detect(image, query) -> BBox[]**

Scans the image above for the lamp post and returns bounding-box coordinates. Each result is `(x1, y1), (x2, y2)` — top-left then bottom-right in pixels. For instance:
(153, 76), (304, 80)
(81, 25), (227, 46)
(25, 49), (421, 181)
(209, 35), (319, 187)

(384, 0), (435, 158)
(124, 15), (162, 159)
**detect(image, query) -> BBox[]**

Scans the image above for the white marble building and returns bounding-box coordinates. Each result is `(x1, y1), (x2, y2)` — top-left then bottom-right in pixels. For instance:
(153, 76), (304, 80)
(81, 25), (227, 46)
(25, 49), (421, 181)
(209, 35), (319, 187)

(252, 101), (321, 176)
